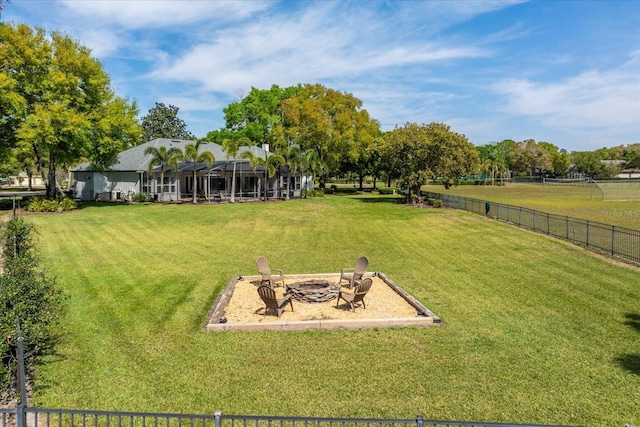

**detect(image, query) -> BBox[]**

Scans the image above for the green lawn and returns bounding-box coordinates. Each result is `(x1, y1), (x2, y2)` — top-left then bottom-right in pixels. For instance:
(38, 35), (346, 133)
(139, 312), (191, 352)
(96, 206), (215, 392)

(22, 194), (640, 426)
(422, 183), (640, 230)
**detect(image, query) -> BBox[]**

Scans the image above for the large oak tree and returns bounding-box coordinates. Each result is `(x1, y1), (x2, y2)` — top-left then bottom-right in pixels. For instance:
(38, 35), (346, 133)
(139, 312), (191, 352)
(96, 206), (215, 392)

(380, 122), (479, 194)
(279, 84), (380, 188)
(0, 23), (141, 198)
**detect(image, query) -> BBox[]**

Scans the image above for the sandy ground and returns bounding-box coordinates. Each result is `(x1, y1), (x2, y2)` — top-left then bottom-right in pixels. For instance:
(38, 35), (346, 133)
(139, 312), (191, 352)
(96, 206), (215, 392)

(220, 275), (421, 323)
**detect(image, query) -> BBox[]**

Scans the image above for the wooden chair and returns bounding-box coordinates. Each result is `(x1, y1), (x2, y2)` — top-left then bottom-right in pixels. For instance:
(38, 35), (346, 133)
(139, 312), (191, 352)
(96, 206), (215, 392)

(257, 285), (294, 317)
(256, 256), (285, 288)
(336, 278), (373, 313)
(339, 256), (369, 289)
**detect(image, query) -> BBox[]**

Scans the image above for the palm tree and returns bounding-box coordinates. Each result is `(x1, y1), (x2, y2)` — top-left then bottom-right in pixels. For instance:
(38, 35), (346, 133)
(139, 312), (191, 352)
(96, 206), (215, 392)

(144, 145), (182, 202)
(241, 150), (262, 199)
(304, 149), (319, 197)
(283, 144), (303, 200)
(182, 141), (215, 204)
(222, 137), (251, 203)
(241, 149), (285, 201)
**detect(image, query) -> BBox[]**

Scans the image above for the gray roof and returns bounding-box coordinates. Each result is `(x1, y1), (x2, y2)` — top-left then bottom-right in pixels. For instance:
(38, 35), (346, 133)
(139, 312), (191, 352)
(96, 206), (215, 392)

(72, 138), (270, 173)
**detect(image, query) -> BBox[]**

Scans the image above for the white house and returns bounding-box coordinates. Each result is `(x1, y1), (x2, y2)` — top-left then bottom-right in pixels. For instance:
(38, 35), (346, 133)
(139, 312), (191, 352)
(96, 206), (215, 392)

(616, 168), (640, 179)
(71, 138), (312, 202)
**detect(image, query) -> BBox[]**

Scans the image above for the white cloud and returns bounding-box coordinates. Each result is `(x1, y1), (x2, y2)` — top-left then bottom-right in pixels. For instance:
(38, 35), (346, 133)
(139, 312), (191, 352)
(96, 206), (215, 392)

(59, 0), (270, 29)
(149, 2), (489, 97)
(493, 64), (640, 131)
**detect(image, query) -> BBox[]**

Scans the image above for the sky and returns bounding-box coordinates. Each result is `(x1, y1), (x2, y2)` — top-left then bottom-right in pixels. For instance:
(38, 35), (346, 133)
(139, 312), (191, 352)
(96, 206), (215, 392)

(2, 0), (639, 152)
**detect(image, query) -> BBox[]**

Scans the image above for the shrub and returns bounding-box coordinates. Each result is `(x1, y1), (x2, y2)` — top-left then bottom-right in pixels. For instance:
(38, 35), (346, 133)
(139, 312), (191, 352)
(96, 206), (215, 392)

(132, 192), (147, 203)
(25, 197), (44, 212)
(25, 197), (78, 213)
(0, 218), (66, 401)
(57, 198), (78, 211)
(427, 197), (443, 208)
(302, 189), (325, 198)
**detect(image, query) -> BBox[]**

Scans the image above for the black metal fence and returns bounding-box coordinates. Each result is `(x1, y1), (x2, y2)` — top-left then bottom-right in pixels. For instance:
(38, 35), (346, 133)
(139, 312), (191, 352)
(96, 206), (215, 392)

(423, 192), (640, 265)
(0, 407), (580, 427)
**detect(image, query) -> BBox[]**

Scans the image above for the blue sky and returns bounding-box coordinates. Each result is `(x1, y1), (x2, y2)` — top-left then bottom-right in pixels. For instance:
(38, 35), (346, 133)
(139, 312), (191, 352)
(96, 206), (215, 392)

(3, 0), (639, 152)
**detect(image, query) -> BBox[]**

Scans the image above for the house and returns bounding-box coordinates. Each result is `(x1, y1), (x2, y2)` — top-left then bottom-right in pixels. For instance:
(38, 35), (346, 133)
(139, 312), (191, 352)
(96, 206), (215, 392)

(600, 160), (640, 179)
(616, 168), (640, 179)
(71, 138), (312, 202)
(7, 171), (45, 188)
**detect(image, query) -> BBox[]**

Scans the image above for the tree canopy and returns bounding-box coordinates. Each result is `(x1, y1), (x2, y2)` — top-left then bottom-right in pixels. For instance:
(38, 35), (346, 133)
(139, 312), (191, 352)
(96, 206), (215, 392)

(278, 84), (380, 188)
(207, 84), (380, 189)
(0, 23), (141, 198)
(222, 85), (298, 145)
(380, 122), (479, 194)
(140, 102), (194, 143)
(476, 140), (513, 185)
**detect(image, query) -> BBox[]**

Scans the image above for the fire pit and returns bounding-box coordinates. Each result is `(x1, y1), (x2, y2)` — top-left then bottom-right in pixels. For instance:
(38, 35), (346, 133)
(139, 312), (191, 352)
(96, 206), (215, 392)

(286, 280), (341, 303)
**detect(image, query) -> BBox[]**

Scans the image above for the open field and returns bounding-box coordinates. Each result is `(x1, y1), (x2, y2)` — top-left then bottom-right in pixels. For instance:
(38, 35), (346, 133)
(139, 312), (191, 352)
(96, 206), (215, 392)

(422, 183), (640, 230)
(18, 194), (640, 426)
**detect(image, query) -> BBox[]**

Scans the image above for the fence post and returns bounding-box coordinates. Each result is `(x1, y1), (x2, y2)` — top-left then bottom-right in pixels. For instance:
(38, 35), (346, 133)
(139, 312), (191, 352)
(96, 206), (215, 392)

(214, 411), (222, 427)
(611, 225), (615, 256)
(519, 207), (522, 226)
(586, 220), (590, 247)
(416, 415), (424, 427)
(16, 321), (28, 427)
(533, 210), (536, 230)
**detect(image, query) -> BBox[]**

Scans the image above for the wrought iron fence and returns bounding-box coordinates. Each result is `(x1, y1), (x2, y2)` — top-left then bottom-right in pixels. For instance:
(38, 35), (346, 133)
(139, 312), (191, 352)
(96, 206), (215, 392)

(0, 407), (582, 427)
(423, 192), (640, 265)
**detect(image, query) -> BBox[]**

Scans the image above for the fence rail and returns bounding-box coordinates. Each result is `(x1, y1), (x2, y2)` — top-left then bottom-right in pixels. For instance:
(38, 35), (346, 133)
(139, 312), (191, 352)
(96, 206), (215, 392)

(0, 407), (581, 427)
(423, 192), (640, 265)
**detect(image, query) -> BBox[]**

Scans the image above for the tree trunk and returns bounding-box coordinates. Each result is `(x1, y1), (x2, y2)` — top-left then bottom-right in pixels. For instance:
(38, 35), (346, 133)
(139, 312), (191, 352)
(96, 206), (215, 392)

(159, 171), (165, 203)
(192, 170), (197, 204)
(285, 170), (291, 200)
(358, 173), (364, 190)
(46, 157), (57, 199)
(230, 161), (237, 203)
(264, 171), (268, 201)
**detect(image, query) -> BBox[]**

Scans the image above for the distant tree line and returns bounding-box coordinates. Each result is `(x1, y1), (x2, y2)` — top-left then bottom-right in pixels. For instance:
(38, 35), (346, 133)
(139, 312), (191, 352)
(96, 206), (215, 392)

(477, 139), (640, 181)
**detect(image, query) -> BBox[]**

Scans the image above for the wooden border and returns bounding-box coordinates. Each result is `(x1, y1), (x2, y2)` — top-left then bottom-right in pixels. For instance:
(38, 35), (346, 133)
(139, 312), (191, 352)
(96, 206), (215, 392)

(205, 272), (442, 332)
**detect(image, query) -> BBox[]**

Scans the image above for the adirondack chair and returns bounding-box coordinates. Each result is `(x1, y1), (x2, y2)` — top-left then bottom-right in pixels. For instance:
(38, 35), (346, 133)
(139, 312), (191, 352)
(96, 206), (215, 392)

(339, 256), (369, 288)
(256, 256), (285, 288)
(257, 285), (294, 317)
(336, 278), (373, 313)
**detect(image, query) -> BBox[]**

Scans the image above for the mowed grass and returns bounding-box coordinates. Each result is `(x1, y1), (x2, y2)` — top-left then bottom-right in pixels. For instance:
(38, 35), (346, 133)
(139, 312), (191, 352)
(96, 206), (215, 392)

(422, 183), (640, 230)
(22, 194), (640, 426)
